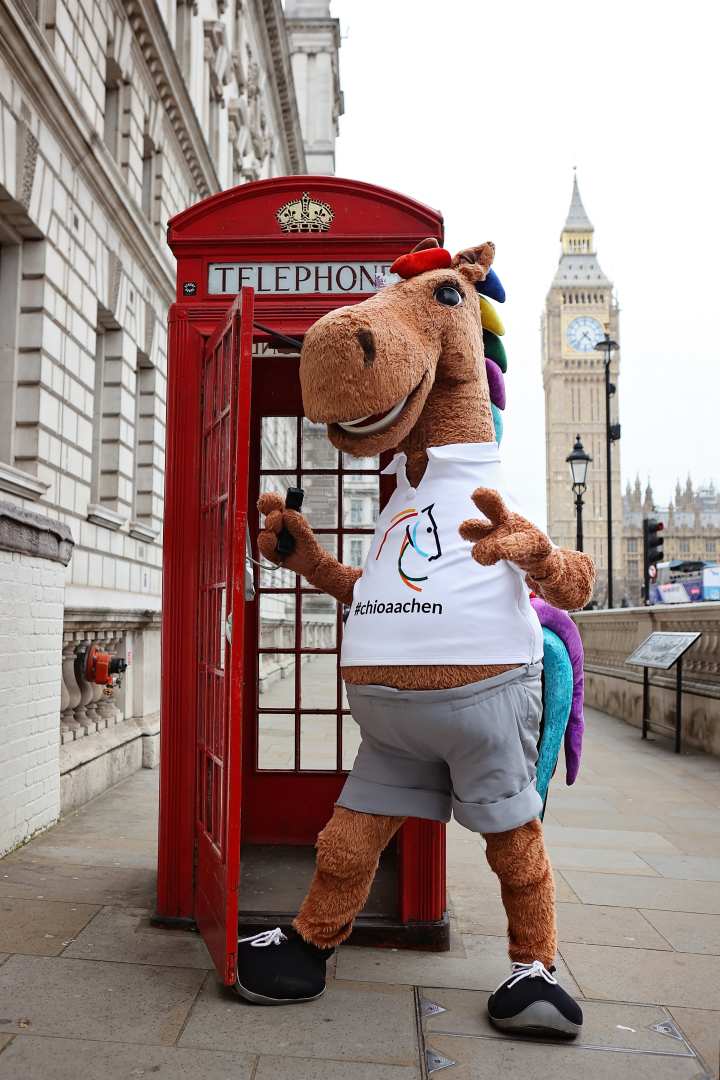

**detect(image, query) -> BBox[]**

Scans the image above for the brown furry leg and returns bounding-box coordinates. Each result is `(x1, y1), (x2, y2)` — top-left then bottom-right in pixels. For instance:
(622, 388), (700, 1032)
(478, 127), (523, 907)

(293, 806), (405, 948)
(483, 819), (557, 969)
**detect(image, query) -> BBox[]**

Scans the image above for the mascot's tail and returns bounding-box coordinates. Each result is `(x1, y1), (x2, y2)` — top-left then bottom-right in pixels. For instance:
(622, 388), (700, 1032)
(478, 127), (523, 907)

(477, 272), (586, 817)
(531, 597), (585, 816)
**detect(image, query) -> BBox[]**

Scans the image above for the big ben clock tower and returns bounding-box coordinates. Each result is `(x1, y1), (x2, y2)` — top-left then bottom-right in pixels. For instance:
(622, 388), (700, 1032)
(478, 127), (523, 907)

(542, 174), (622, 604)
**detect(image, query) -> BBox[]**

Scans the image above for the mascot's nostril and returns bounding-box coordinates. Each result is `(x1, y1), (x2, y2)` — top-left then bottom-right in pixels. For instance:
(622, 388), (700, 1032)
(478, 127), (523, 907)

(356, 328), (376, 368)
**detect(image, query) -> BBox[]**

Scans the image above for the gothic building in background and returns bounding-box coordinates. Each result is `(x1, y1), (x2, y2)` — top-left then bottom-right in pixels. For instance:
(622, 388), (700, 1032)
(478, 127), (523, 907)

(0, 0), (341, 853)
(622, 477), (720, 604)
(542, 176), (622, 604)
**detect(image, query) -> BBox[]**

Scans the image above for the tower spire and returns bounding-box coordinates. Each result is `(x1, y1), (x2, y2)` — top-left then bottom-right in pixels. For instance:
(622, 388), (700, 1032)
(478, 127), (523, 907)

(553, 172), (607, 282)
(563, 171), (593, 233)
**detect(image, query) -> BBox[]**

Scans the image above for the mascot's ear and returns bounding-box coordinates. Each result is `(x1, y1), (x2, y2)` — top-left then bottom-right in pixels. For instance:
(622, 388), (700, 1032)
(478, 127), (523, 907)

(451, 241), (495, 285)
(411, 237), (441, 252)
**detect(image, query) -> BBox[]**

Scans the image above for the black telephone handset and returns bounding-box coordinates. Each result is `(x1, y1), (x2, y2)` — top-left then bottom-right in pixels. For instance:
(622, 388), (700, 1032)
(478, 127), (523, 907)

(276, 487), (304, 559)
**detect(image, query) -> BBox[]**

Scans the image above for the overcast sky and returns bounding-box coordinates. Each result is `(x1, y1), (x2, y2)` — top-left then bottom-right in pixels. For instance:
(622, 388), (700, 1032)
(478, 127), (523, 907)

(331, 0), (720, 526)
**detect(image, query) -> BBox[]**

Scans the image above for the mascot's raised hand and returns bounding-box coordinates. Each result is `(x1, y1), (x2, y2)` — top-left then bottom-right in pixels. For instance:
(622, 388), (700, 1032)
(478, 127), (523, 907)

(460, 487), (594, 612)
(459, 487), (552, 569)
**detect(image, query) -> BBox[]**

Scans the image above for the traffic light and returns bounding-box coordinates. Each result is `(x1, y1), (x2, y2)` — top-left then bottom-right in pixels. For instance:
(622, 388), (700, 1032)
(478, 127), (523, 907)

(642, 517), (664, 604)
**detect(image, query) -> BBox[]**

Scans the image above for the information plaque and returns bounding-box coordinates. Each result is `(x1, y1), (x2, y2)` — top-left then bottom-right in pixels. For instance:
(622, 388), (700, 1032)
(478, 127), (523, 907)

(625, 631), (702, 753)
(626, 632), (702, 670)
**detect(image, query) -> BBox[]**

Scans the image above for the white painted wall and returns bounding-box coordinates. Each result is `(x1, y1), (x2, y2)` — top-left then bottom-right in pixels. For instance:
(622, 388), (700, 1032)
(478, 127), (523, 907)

(0, 550), (63, 855)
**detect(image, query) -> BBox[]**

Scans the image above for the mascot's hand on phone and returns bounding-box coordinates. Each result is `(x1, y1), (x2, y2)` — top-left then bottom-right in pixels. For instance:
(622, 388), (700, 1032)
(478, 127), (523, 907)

(257, 492), (324, 578)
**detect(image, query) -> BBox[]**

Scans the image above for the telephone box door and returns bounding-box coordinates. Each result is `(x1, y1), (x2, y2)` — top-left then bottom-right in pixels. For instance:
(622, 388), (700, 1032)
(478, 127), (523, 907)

(194, 287), (254, 984)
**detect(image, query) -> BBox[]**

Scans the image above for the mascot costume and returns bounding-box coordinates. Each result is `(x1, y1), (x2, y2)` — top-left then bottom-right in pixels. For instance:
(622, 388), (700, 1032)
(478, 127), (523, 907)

(237, 237), (594, 1038)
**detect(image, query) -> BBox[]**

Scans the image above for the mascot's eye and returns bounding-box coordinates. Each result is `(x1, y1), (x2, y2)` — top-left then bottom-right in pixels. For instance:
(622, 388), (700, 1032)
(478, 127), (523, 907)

(434, 285), (463, 307)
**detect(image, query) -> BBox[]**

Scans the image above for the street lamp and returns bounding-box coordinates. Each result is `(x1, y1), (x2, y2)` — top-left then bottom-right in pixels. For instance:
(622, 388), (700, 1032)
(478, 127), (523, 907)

(566, 434), (592, 552)
(595, 332), (621, 608)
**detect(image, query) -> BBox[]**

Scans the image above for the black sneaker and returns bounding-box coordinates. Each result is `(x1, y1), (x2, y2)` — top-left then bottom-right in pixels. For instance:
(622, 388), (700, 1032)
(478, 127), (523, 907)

(234, 928), (333, 1005)
(487, 961), (583, 1038)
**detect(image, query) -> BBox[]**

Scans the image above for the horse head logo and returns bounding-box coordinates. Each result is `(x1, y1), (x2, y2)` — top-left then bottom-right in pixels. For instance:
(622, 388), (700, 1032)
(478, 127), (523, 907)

(376, 504), (442, 592)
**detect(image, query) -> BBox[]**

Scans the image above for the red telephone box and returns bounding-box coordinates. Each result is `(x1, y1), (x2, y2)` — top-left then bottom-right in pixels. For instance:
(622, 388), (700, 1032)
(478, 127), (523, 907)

(156, 177), (449, 986)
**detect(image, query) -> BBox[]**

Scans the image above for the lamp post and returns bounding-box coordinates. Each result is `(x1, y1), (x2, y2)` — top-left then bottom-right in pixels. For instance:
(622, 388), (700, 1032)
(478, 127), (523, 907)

(566, 434), (592, 552)
(595, 333), (620, 607)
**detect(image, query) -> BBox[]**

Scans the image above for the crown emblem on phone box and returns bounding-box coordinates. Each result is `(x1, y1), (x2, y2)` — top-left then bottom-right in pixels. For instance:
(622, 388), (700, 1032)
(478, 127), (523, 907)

(276, 192), (334, 232)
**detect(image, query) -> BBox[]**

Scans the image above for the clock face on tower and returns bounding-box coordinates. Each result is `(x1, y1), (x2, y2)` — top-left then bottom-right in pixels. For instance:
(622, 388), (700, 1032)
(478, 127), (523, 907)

(566, 316), (605, 353)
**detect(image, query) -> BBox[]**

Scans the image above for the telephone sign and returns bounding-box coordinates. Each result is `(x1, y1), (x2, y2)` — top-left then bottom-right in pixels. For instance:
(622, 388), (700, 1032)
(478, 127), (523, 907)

(208, 262), (397, 295)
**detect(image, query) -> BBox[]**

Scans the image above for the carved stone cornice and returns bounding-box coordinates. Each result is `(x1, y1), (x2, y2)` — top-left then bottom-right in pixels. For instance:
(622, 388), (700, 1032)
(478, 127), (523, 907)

(285, 21), (340, 50)
(0, 499), (74, 564)
(124, 0), (220, 197)
(255, 0), (305, 173)
(63, 607), (162, 631)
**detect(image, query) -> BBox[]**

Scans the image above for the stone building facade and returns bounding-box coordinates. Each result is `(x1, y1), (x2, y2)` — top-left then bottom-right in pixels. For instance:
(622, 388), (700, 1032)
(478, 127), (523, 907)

(542, 175), (622, 605)
(0, 0), (342, 845)
(622, 477), (720, 605)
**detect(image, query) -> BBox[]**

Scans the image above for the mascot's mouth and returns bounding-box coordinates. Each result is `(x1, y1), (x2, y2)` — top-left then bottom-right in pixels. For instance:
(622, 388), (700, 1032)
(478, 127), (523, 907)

(337, 396), (408, 435)
(335, 378), (425, 437)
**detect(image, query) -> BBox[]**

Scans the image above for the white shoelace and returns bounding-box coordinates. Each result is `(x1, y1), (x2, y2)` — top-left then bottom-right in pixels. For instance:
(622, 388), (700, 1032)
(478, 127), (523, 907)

(238, 927), (288, 948)
(494, 959), (558, 993)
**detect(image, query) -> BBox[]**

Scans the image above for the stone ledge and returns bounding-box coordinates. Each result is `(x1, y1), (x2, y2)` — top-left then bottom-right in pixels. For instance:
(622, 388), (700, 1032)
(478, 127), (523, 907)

(63, 607), (162, 632)
(60, 717), (148, 775)
(61, 731), (144, 816)
(60, 715), (160, 813)
(0, 499), (74, 564)
(86, 503), (127, 531)
(129, 520), (159, 542)
(60, 715), (159, 775)
(0, 461), (49, 500)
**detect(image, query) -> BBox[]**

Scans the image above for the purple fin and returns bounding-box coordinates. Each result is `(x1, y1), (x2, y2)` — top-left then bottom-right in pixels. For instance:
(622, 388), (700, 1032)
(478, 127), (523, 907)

(530, 596), (585, 785)
(485, 357), (506, 410)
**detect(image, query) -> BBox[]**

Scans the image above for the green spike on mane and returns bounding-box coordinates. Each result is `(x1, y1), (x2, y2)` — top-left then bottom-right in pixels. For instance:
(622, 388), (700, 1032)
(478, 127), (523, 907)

(483, 330), (507, 373)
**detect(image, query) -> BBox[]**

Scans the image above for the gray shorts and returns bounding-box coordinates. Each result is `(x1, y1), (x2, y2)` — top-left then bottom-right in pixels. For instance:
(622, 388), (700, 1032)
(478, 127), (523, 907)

(338, 663), (544, 834)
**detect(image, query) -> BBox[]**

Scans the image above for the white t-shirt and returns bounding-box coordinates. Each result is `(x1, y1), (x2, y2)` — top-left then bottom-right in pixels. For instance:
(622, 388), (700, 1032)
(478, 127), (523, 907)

(341, 442), (544, 667)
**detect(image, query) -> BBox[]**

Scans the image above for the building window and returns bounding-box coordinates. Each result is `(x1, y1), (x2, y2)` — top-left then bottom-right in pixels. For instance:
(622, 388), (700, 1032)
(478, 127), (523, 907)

(349, 539), (364, 567)
(141, 126), (161, 226)
(627, 538), (637, 553)
(133, 353), (157, 526)
(142, 134), (153, 219)
(104, 56), (124, 162)
(350, 499), (363, 525)
(208, 96), (220, 163)
(176, 0), (196, 80)
(90, 313), (120, 508)
(30, 0), (55, 39)
(0, 225), (22, 469)
(90, 309), (134, 522)
(679, 540), (690, 554)
(707, 540), (717, 555)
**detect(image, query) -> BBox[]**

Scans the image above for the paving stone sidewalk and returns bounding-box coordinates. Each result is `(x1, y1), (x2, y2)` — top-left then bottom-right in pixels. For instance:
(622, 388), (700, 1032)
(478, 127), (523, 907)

(0, 708), (718, 1078)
